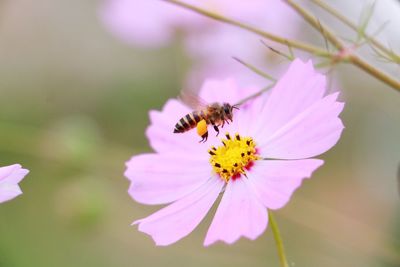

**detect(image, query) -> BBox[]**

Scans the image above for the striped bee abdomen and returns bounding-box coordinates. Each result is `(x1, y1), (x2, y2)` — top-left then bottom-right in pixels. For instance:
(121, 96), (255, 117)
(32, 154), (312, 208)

(173, 111), (204, 133)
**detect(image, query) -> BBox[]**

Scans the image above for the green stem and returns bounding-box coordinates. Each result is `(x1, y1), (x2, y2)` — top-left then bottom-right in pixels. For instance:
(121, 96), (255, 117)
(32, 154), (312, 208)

(162, 0), (332, 57)
(234, 83), (275, 107)
(164, 0), (400, 92)
(310, 0), (400, 61)
(283, 0), (400, 92)
(284, 0), (344, 50)
(269, 211), (289, 267)
(233, 57), (277, 82)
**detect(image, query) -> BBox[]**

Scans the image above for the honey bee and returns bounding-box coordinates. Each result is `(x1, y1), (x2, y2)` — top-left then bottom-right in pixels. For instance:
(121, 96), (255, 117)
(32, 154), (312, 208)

(173, 93), (239, 143)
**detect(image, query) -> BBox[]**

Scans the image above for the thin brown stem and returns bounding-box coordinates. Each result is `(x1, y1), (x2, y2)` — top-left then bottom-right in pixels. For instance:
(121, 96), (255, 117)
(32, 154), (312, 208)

(162, 0), (332, 57)
(233, 57), (277, 82)
(285, 0), (344, 50)
(348, 55), (400, 90)
(163, 0), (400, 92)
(311, 0), (400, 61)
(284, 0), (400, 91)
(234, 83), (275, 107)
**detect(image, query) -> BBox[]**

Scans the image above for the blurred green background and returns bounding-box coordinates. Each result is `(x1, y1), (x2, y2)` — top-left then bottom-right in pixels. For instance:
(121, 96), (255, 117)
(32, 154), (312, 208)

(0, 0), (399, 267)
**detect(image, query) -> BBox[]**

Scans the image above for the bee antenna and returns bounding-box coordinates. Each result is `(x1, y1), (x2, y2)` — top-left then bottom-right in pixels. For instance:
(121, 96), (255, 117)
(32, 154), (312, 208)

(232, 105), (240, 110)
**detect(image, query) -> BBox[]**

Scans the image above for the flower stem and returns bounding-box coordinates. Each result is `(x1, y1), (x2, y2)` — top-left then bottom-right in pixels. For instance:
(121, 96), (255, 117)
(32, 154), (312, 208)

(234, 83), (275, 107)
(233, 57), (277, 82)
(283, 0), (400, 91)
(310, 0), (400, 61)
(269, 211), (289, 267)
(163, 0), (400, 92)
(161, 0), (332, 57)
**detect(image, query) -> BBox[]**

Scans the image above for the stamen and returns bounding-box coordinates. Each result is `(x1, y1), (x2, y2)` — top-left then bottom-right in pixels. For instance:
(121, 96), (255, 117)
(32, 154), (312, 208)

(209, 133), (259, 182)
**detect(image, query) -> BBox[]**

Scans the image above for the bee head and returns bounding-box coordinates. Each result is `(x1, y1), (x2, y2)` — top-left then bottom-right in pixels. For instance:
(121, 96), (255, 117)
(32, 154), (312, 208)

(223, 103), (238, 122)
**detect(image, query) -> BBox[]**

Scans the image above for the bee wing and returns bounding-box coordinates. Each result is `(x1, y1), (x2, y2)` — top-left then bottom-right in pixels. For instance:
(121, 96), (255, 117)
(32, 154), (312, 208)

(178, 90), (208, 110)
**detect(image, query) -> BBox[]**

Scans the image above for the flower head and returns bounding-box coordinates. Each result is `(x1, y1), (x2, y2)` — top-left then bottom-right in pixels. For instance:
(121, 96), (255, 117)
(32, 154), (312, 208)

(125, 59), (345, 246)
(0, 164), (29, 203)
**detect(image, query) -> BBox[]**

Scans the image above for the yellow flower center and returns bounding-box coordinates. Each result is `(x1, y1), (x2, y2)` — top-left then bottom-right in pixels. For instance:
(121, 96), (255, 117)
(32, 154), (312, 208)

(208, 133), (260, 182)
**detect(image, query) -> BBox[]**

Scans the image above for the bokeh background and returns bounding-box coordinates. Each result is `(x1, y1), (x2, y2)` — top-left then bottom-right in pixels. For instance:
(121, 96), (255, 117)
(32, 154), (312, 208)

(0, 0), (399, 266)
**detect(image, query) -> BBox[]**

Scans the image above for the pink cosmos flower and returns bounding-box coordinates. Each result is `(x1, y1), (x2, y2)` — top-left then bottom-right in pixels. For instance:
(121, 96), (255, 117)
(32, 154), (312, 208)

(0, 164), (29, 203)
(125, 59), (345, 246)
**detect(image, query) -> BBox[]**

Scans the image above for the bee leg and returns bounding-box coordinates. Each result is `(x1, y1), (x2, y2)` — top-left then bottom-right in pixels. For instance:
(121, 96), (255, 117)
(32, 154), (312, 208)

(213, 125), (220, 136)
(199, 131), (208, 143)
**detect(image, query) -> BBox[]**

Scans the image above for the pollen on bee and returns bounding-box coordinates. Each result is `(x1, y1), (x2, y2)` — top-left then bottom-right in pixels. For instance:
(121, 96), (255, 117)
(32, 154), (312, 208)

(196, 119), (208, 137)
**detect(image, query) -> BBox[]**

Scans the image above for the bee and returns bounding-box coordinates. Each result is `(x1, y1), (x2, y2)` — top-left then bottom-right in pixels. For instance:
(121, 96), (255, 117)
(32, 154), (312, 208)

(173, 93), (239, 143)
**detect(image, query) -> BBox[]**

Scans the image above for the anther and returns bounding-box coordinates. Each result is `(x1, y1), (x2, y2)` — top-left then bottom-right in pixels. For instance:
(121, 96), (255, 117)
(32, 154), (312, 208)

(208, 133), (259, 182)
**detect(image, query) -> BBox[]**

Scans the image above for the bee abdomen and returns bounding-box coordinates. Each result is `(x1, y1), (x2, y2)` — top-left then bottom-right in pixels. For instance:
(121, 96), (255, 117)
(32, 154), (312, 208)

(173, 113), (200, 133)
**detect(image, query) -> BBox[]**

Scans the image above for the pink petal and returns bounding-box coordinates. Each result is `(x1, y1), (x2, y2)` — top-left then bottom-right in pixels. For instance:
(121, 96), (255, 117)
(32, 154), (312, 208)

(0, 164), (29, 203)
(133, 177), (224, 246)
(259, 92), (344, 159)
(247, 159), (324, 210)
(232, 91), (269, 136)
(204, 178), (268, 246)
(254, 59), (327, 139)
(125, 153), (211, 205)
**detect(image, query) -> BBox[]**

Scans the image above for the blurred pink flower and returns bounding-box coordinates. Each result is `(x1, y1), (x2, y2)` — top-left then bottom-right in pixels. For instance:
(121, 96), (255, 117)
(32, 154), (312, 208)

(0, 164), (29, 203)
(99, 0), (297, 46)
(99, 0), (300, 85)
(125, 59), (345, 246)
